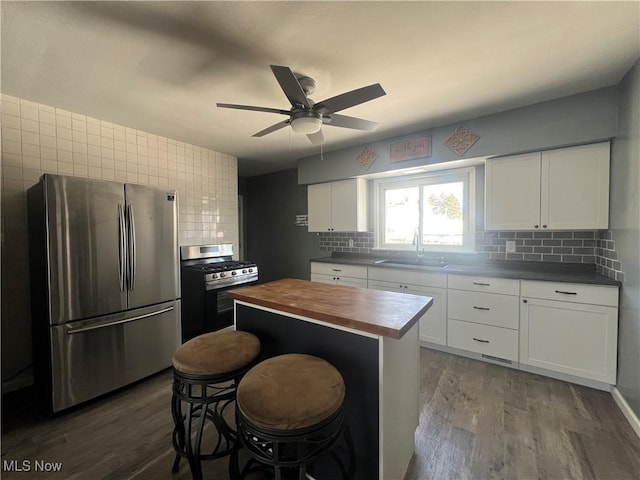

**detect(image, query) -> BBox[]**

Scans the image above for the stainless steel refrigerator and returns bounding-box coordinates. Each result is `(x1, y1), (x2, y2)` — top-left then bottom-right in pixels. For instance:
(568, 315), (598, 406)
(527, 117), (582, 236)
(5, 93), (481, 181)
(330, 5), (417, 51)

(28, 174), (181, 412)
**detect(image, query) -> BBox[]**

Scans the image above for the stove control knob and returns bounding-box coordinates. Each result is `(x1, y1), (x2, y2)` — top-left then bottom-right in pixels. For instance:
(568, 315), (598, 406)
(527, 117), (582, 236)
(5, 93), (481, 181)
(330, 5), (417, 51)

(232, 271), (237, 276)
(212, 274), (218, 279)
(242, 269), (247, 274)
(248, 268), (254, 273)
(220, 272), (226, 277)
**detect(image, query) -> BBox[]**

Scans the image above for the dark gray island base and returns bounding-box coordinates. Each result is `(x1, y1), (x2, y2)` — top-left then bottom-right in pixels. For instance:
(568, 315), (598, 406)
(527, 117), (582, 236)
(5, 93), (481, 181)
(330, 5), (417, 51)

(229, 279), (433, 480)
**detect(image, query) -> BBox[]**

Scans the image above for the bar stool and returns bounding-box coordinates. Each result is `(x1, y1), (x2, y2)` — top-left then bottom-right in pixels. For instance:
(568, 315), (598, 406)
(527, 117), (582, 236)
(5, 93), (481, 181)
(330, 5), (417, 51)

(171, 330), (260, 480)
(231, 353), (355, 480)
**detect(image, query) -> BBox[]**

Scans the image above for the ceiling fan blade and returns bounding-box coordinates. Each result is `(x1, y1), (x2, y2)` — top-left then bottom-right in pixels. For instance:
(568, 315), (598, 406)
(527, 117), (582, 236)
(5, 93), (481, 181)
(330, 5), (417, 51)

(323, 113), (380, 131)
(270, 65), (311, 109)
(307, 130), (324, 145)
(314, 83), (386, 114)
(252, 120), (290, 138)
(217, 103), (290, 115)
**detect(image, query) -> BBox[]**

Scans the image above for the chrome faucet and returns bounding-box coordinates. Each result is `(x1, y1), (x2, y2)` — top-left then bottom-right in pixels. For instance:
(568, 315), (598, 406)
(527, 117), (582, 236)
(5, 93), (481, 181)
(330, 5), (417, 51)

(412, 230), (423, 257)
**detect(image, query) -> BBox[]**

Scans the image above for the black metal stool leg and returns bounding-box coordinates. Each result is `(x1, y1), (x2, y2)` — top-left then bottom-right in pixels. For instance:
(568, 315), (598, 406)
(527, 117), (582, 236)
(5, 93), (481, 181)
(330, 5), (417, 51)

(171, 382), (185, 473)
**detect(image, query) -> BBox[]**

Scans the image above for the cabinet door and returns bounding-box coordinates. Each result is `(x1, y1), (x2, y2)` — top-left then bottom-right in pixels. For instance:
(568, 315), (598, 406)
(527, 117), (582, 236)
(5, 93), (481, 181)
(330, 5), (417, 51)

(405, 285), (447, 346)
(520, 297), (617, 384)
(307, 183), (332, 232)
(541, 143), (610, 230)
(485, 153), (541, 230)
(330, 179), (359, 232)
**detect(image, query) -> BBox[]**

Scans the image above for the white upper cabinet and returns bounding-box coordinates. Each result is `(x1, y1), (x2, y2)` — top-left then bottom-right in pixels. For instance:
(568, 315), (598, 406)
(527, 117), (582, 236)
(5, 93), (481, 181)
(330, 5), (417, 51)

(485, 152), (541, 230)
(308, 178), (368, 232)
(541, 143), (610, 230)
(485, 142), (610, 231)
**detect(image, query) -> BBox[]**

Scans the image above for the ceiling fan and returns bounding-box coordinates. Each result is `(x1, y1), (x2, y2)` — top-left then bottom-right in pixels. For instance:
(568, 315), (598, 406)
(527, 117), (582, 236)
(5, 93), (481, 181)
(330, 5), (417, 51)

(217, 65), (386, 144)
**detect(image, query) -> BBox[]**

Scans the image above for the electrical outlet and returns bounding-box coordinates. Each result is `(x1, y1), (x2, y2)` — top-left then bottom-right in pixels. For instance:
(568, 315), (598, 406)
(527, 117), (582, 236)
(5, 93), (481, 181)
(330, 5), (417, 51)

(348, 238), (354, 248)
(506, 240), (516, 253)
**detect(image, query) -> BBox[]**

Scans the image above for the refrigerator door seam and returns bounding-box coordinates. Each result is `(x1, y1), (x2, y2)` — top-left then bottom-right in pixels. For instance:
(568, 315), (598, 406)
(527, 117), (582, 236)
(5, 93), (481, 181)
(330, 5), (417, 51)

(67, 306), (175, 334)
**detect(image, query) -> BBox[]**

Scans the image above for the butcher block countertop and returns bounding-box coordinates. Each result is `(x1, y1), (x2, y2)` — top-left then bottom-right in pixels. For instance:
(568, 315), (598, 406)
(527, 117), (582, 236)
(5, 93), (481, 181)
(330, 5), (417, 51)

(227, 278), (433, 339)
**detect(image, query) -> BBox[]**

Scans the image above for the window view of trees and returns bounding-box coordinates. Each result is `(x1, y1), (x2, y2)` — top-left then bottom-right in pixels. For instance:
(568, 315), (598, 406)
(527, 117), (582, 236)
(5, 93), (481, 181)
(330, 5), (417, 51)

(376, 169), (474, 252)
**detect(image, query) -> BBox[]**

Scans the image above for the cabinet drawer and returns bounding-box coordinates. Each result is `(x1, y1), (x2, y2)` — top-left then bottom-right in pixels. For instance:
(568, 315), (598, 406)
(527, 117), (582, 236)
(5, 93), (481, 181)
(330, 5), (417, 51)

(447, 319), (518, 361)
(448, 290), (519, 329)
(447, 274), (520, 295)
(368, 267), (446, 288)
(521, 280), (618, 307)
(310, 262), (367, 279)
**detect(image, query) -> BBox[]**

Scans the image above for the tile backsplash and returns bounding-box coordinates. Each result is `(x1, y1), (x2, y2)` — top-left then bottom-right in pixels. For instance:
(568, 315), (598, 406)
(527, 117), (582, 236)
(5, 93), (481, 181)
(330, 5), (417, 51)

(597, 230), (624, 281)
(1, 94), (239, 380)
(318, 229), (624, 281)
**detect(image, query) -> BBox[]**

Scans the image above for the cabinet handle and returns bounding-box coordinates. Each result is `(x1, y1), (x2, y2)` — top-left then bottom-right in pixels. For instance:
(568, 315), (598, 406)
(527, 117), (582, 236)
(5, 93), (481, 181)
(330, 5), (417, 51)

(473, 306), (490, 311)
(332, 268), (342, 272)
(473, 282), (490, 286)
(523, 299), (528, 303)
(534, 225), (539, 229)
(473, 337), (490, 343)
(542, 225), (548, 228)
(555, 290), (577, 295)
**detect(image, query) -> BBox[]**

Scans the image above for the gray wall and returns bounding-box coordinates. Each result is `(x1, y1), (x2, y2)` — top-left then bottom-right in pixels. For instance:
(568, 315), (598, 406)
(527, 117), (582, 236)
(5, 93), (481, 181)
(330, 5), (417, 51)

(611, 58), (640, 417)
(298, 87), (618, 184)
(245, 169), (325, 283)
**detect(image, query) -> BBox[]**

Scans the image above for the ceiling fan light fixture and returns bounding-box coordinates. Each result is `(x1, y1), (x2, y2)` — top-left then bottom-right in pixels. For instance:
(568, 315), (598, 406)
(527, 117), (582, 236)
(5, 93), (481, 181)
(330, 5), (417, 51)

(290, 114), (322, 134)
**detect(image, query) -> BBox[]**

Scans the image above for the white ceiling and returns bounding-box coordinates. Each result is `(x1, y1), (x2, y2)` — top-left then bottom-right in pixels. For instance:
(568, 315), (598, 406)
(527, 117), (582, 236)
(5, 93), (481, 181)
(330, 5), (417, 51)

(2, 2), (639, 177)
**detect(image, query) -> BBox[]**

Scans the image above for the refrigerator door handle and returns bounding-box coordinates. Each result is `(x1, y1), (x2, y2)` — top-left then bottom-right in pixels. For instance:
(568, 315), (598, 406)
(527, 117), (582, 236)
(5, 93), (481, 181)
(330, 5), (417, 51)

(127, 204), (136, 291)
(117, 204), (127, 292)
(67, 306), (174, 335)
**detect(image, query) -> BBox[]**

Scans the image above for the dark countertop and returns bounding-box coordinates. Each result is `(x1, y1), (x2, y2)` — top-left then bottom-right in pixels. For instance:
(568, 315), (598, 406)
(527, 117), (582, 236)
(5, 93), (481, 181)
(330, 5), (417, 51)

(311, 254), (621, 287)
(228, 278), (433, 339)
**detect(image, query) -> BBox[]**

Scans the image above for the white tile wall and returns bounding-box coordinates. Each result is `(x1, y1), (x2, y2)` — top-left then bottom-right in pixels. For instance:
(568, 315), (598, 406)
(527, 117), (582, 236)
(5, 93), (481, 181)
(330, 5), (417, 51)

(0, 94), (239, 380)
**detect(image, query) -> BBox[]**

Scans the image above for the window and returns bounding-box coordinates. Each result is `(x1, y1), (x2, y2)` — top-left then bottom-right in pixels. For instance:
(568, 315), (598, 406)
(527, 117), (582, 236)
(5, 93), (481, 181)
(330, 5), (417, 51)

(374, 167), (475, 252)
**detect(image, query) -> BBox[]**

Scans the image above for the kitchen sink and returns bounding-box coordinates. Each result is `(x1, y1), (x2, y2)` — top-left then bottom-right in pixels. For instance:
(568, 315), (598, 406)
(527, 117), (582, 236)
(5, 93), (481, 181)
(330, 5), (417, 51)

(374, 258), (448, 269)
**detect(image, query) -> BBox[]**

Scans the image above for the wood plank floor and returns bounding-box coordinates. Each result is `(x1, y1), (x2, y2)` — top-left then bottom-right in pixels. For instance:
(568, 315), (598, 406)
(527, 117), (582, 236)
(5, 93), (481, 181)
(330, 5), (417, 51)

(2, 348), (639, 479)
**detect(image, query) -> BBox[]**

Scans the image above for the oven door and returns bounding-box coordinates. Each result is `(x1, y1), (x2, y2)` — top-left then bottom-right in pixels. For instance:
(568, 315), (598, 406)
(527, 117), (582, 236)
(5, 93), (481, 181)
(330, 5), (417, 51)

(216, 281), (257, 330)
(180, 276), (258, 342)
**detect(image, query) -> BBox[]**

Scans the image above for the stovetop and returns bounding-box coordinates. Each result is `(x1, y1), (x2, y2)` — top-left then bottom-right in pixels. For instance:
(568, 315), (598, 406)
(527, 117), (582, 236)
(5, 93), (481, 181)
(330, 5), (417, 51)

(179, 244), (258, 289)
(185, 260), (256, 274)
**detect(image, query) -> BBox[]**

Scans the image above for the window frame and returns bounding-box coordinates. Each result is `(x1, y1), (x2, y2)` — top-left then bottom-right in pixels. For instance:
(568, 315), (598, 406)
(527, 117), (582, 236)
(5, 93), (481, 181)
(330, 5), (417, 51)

(374, 167), (476, 252)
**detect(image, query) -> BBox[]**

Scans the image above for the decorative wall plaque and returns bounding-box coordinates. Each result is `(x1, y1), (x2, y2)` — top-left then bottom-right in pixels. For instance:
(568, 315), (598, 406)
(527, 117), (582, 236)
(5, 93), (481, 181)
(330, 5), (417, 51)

(355, 146), (378, 170)
(445, 125), (480, 156)
(390, 136), (432, 163)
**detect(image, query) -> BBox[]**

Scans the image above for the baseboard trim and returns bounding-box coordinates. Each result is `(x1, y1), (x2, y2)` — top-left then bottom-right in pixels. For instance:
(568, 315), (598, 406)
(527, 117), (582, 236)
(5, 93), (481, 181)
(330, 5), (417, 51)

(612, 387), (640, 439)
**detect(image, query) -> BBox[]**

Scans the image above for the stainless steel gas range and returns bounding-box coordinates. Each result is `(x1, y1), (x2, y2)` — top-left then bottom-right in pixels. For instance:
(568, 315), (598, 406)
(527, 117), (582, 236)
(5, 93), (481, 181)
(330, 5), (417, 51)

(179, 244), (258, 341)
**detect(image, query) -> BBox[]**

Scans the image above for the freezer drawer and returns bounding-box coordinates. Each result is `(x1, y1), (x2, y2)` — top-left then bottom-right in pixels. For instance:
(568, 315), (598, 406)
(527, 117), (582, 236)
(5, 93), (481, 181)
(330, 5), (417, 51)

(49, 300), (181, 412)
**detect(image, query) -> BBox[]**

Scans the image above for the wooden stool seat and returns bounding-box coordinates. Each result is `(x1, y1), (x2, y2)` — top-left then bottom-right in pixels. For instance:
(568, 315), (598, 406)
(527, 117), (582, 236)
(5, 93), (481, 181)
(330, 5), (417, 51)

(237, 353), (345, 431)
(231, 353), (354, 479)
(172, 330), (260, 376)
(171, 330), (260, 480)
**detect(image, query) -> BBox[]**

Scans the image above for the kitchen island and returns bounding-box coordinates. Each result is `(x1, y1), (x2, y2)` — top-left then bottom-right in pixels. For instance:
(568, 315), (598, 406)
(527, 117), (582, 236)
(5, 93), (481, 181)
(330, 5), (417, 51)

(228, 278), (433, 480)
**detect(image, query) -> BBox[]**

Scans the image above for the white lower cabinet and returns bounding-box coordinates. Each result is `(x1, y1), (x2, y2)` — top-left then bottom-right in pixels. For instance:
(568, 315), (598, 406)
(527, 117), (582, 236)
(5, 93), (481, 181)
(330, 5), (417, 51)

(310, 262), (368, 288)
(446, 275), (520, 364)
(368, 268), (447, 346)
(519, 280), (618, 385)
(447, 319), (519, 361)
(311, 261), (620, 388)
